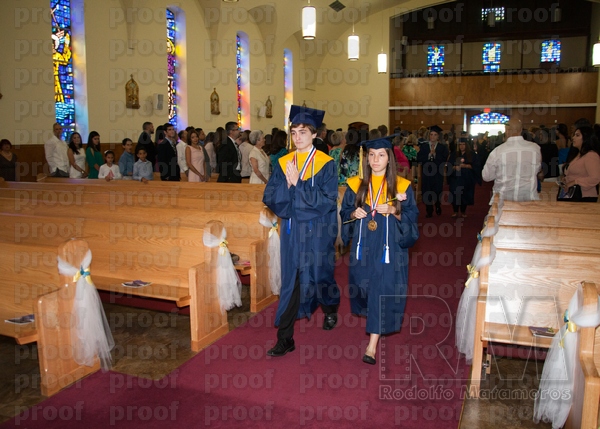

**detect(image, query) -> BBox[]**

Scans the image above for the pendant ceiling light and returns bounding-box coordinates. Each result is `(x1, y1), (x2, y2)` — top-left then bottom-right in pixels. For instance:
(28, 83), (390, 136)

(302, 0), (316, 40)
(378, 0), (387, 73)
(487, 10), (495, 27)
(593, 41), (600, 67)
(348, 1), (359, 61)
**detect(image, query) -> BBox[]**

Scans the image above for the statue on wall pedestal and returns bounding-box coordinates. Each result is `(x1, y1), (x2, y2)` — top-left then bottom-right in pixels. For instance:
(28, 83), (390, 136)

(126, 75), (140, 109)
(265, 96), (273, 118)
(211, 88), (220, 115)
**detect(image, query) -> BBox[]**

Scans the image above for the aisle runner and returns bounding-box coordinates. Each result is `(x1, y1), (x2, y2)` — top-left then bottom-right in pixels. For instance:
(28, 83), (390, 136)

(3, 185), (493, 429)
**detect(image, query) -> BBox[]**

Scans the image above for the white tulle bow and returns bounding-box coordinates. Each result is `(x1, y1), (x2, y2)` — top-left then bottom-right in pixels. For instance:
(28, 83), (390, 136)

(57, 250), (114, 370)
(534, 284), (600, 429)
(259, 211), (282, 295)
(203, 228), (242, 313)
(455, 244), (497, 363)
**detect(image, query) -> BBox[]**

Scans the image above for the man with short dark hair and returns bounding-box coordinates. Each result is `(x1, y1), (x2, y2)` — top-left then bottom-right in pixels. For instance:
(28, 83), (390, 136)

(263, 108), (340, 358)
(157, 123), (180, 181)
(136, 121), (156, 168)
(417, 125), (449, 217)
(217, 121), (242, 182)
(312, 123), (329, 154)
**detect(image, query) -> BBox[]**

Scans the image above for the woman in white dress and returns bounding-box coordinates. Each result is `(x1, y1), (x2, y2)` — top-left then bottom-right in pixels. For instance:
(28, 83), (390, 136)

(248, 130), (270, 184)
(67, 132), (87, 178)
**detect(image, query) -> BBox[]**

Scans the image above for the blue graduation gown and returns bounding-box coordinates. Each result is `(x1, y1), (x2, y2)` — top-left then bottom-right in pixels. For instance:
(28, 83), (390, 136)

(263, 151), (340, 326)
(340, 177), (419, 335)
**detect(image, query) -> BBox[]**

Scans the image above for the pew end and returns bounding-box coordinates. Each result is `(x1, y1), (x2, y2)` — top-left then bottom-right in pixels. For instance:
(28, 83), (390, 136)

(565, 281), (600, 429)
(189, 221), (229, 352)
(36, 239), (100, 397)
(250, 238), (278, 313)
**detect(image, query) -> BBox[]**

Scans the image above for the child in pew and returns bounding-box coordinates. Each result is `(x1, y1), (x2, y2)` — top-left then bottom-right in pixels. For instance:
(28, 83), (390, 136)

(98, 151), (122, 181)
(133, 147), (153, 183)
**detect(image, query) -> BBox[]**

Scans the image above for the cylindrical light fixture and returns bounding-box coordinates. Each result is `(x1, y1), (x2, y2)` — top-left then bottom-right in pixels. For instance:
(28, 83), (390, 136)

(348, 34), (359, 61)
(378, 52), (387, 73)
(593, 41), (600, 67)
(552, 6), (561, 23)
(302, 2), (316, 40)
(487, 10), (495, 27)
(427, 16), (434, 30)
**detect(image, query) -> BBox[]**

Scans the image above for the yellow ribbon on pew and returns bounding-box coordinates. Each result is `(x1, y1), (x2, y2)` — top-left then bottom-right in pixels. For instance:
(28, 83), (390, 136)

(73, 267), (93, 285)
(269, 222), (278, 238)
(559, 309), (578, 348)
(465, 264), (479, 288)
(219, 240), (229, 256)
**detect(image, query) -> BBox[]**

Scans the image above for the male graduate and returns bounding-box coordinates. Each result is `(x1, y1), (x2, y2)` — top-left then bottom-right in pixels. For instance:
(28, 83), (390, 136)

(262, 106), (340, 357)
(417, 125), (449, 217)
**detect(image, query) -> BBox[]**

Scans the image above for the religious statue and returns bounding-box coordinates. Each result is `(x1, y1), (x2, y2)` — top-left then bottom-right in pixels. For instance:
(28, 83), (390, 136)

(265, 96), (273, 118)
(211, 88), (220, 115)
(125, 75), (140, 109)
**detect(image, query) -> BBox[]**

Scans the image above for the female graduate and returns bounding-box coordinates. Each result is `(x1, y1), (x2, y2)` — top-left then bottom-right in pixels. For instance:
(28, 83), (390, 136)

(341, 137), (419, 365)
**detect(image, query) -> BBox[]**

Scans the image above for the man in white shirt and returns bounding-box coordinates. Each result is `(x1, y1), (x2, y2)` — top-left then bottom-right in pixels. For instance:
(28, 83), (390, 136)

(177, 130), (189, 176)
(482, 119), (543, 201)
(44, 123), (70, 177)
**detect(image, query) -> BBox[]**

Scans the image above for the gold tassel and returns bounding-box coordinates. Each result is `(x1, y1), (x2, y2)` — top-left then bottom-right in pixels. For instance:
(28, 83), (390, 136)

(359, 145), (363, 180)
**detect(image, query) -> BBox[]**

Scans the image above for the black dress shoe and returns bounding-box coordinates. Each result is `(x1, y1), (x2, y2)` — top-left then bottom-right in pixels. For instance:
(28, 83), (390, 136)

(267, 338), (295, 357)
(362, 354), (376, 365)
(425, 213), (433, 218)
(323, 313), (338, 330)
(435, 206), (442, 215)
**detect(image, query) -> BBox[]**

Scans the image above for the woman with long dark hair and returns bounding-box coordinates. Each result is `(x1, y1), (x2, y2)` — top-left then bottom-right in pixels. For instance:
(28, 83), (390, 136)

(447, 139), (481, 217)
(560, 126), (600, 202)
(85, 131), (103, 179)
(340, 138), (419, 365)
(67, 132), (87, 178)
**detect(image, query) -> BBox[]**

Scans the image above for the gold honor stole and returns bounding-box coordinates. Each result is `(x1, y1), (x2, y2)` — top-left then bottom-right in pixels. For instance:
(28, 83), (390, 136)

(278, 150), (332, 180)
(346, 175), (411, 207)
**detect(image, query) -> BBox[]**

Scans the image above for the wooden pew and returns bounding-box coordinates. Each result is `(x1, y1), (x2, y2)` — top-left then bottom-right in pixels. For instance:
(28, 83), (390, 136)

(0, 239), (100, 396)
(564, 281), (600, 429)
(35, 239), (102, 396)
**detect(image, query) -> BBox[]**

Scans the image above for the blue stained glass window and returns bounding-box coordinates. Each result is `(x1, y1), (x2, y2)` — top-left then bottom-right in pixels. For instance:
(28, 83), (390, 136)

(166, 9), (177, 127)
(51, 0), (75, 139)
(427, 45), (444, 75)
(481, 7), (505, 22)
(541, 40), (561, 63)
(483, 43), (501, 73)
(470, 112), (510, 124)
(237, 34), (242, 126)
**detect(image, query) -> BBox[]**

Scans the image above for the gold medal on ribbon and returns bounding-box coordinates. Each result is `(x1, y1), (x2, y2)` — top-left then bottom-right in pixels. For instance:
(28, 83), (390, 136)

(368, 220), (377, 231)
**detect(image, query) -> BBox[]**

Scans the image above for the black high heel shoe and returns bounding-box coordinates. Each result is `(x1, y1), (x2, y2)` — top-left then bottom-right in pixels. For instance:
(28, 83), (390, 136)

(362, 354), (376, 365)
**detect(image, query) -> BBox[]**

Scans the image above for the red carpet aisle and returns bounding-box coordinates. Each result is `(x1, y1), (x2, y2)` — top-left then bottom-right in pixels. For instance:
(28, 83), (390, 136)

(2, 184), (494, 429)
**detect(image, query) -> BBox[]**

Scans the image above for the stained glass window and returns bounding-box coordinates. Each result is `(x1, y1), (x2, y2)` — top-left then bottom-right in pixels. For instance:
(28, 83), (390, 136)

(237, 34), (242, 126)
(51, 0), (75, 139)
(483, 43), (501, 73)
(470, 112), (509, 124)
(541, 40), (561, 63)
(481, 7), (505, 22)
(427, 45), (444, 75)
(166, 9), (177, 127)
(284, 49), (293, 130)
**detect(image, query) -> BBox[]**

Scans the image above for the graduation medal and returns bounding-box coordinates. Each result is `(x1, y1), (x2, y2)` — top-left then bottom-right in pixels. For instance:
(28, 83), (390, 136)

(367, 176), (385, 232)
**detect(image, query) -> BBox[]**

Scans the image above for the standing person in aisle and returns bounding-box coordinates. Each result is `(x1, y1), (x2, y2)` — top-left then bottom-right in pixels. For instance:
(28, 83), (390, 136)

(262, 106), (340, 357)
(341, 137), (419, 365)
(417, 125), (448, 217)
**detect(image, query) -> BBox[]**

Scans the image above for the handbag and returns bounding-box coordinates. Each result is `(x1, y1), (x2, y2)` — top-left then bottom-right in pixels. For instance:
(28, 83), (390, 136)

(557, 184), (582, 201)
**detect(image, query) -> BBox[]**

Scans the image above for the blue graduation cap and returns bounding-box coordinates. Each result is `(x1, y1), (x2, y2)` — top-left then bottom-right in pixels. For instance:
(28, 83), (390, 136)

(289, 105), (325, 129)
(360, 133), (400, 150)
(358, 134), (399, 178)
